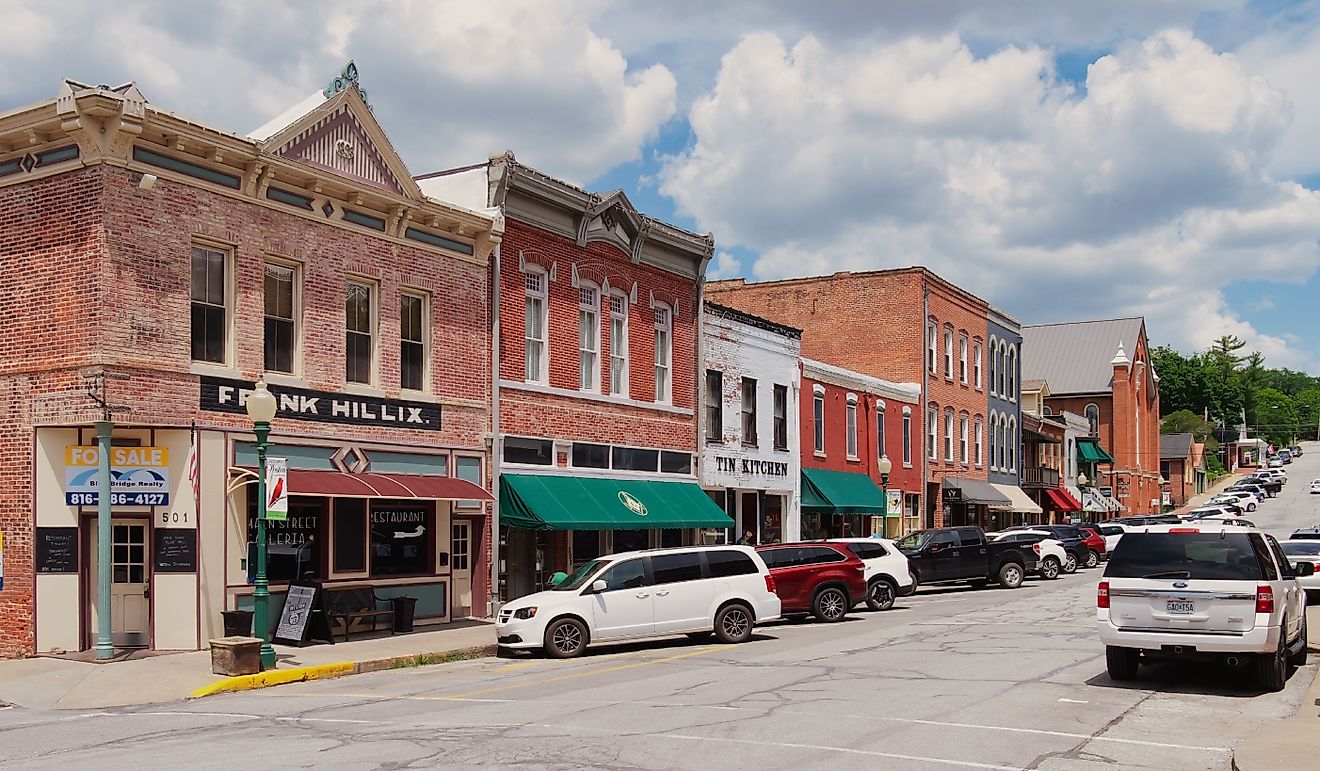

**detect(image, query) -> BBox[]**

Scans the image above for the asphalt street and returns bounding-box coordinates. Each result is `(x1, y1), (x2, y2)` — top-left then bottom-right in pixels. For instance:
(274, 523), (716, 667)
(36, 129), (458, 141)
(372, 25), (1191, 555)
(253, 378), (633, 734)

(2, 446), (1318, 771)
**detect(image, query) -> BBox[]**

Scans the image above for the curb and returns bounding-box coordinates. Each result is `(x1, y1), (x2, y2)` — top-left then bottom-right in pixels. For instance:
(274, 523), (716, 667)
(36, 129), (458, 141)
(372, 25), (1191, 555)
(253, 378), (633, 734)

(189, 645), (496, 699)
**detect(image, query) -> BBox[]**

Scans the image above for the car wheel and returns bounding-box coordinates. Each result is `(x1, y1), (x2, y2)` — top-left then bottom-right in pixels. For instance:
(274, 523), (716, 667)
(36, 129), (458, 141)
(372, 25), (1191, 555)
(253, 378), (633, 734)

(1063, 553), (1078, 574)
(812, 586), (849, 622)
(1106, 646), (1139, 681)
(1039, 556), (1061, 580)
(997, 562), (1024, 589)
(544, 617), (588, 659)
(713, 603), (754, 644)
(1247, 503), (1257, 512)
(1290, 615), (1309, 667)
(1085, 550), (1100, 569)
(866, 579), (897, 611)
(908, 569), (921, 592)
(1258, 631), (1288, 692)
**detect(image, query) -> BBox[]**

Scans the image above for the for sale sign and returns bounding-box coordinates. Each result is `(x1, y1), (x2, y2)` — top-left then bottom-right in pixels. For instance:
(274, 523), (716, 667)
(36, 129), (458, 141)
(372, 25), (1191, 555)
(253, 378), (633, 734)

(64, 446), (171, 507)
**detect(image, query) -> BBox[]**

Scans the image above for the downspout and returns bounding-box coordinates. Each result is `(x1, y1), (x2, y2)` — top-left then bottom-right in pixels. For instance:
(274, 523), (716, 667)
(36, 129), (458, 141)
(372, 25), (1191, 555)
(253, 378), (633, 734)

(922, 284), (931, 527)
(489, 241), (501, 616)
(695, 249), (712, 538)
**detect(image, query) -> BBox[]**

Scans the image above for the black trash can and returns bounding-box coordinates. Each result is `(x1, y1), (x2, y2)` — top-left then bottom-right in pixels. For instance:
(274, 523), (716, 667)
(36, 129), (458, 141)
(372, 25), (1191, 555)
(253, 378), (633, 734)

(221, 609), (253, 637)
(391, 596), (417, 633)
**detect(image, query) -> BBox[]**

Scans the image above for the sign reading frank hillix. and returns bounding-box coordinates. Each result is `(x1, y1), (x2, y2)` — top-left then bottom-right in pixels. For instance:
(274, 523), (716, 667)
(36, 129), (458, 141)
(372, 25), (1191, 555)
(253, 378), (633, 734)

(200, 377), (442, 431)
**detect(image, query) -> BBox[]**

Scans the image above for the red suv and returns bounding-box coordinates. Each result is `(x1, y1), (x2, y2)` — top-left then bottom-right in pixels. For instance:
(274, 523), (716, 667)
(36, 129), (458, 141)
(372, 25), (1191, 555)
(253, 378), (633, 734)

(1077, 526), (1108, 568)
(755, 542), (867, 622)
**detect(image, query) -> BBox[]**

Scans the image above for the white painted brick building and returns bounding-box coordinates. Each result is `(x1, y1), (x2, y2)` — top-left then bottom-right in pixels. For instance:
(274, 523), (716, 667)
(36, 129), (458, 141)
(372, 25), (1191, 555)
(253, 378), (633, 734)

(700, 302), (802, 544)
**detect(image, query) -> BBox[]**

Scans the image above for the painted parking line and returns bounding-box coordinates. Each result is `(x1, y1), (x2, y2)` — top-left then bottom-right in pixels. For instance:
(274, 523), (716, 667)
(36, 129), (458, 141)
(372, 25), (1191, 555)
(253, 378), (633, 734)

(663, 734), (1023, 770)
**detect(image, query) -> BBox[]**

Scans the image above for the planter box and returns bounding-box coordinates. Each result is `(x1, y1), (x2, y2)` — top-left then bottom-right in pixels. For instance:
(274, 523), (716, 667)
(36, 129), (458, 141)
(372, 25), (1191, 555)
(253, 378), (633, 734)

(209, 636), (262, 676)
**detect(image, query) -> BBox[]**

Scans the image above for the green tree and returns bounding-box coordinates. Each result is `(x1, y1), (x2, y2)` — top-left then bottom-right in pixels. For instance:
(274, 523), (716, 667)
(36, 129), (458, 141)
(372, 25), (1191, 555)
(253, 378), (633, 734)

(1150, 346), (1209, 416)
(1295, 387), (1320, 442)
(1252, 388), (1299, 447)
(1160, 409), (1214, 438)
(1261, 368), (1320, 396)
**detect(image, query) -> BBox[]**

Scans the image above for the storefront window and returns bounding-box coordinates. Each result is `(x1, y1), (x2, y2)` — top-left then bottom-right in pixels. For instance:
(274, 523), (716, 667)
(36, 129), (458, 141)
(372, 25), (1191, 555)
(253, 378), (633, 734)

(761, 494), (784, 543)
(660, 451), (692, 474)
(572, 442), (610, 469)
(612, 446), (659, 472)
(333, 498), (366, 573)
(505, 436), (553, 465)
(800, 511), (826, 541)
(248, 493), (324, 583)
(613, 529), (649, 553)
(370, 501), (434, 576)
(572, 530), (601, 568)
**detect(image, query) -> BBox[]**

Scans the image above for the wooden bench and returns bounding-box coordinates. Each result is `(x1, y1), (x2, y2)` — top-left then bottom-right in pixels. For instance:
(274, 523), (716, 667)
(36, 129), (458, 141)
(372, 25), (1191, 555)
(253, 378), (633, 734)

(325, 587), (394, 642)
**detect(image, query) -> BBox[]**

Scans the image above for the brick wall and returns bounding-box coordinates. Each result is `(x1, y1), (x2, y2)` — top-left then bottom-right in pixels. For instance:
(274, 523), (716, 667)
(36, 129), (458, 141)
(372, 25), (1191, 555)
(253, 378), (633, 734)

(925, 281), (990, 487)
(499, 219), (698, 451)
(800, 375), (922, 497)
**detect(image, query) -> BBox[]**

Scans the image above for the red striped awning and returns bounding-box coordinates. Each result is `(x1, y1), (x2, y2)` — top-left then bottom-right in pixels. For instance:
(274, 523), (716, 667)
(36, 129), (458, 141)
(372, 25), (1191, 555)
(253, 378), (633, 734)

(285, 469), (492, 501)
(1044, 488), (1081, 513)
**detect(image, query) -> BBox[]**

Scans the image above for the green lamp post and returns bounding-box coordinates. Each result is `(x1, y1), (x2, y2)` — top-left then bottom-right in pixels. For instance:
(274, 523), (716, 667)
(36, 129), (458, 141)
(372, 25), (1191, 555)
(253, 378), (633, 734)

(878, 455), (893, 537)
(245, 379), (278, 670)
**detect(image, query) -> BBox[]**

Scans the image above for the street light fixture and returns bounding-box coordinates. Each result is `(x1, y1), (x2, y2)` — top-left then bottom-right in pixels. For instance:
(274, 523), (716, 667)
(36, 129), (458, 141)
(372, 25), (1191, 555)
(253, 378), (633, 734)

(1077, 473), (1088, 487)
(878, 455), (893, 536)
(245, 379), (278, 671)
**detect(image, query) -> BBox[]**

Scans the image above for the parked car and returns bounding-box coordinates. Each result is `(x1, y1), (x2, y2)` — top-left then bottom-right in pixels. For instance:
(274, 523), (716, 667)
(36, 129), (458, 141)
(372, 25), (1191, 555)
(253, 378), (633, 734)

(1243, 474), (1283, 496)
(756, 542), (868, 622)
(1269, 457), (1284, 468)
(1184, 505), (1242, 520)
(1291, 526), (1320, 540)
(988, 530), (1068, 579)
(1280, 541), (1320, 600)
(1079, 522), (1128, 553)
(1098, 524), (1312, 691)
(1007, 524), (1096, 570)
(1114, 514), (1182, 526)
(1228, 482), (1273, 499)
(1310, 479), (1320, 495)
(896, 526), (1038, 589)
(1289, 445), (1303, 457)
(1210, 492), (1259, 512)
(821, 538), (914, 611)
(1077, 526), (1109, 566)
(1280, 449), (1294, 464)
(496, 546), (782, 658)
(1254, 468), (1287, 483)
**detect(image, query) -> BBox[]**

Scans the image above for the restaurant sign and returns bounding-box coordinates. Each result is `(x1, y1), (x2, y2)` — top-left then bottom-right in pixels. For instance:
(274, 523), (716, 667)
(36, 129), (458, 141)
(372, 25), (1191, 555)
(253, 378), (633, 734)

(200, 377), (441, 431)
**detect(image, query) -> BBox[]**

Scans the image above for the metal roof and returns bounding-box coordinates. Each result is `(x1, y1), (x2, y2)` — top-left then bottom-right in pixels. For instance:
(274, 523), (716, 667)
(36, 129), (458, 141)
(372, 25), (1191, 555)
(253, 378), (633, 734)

(1160, 433), (1195, 460)
(1021, 317), (1145, 395)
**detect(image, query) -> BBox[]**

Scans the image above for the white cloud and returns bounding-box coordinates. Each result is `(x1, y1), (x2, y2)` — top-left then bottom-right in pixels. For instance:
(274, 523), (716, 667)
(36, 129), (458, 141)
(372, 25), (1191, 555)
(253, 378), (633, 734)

(660, 28), (1320, 368)
(1236, 21), (1320, 180)
(0, 0), (676, 182)
(706, 251), (742, 280)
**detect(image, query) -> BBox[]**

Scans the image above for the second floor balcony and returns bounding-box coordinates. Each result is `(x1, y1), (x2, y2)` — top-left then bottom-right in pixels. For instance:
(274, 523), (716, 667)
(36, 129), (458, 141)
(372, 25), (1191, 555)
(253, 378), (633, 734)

(1020, 465), (1060, 489)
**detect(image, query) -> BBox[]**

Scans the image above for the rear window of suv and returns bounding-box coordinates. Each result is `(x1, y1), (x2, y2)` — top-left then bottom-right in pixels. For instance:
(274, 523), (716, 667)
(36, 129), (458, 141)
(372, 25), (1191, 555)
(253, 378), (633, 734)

(1105, 532), (1267, 581)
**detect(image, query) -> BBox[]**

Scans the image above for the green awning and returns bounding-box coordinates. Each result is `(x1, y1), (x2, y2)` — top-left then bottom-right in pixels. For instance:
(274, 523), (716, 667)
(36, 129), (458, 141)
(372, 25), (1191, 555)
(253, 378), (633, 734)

(499, 474), (735, 531)
(801, 468), (890, 515)
(1077, 438), (1115, 464)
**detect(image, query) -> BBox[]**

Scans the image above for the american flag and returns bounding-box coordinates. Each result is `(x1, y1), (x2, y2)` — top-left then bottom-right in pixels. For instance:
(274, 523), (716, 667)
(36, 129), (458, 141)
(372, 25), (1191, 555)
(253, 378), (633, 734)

(186, 428), (200, 502)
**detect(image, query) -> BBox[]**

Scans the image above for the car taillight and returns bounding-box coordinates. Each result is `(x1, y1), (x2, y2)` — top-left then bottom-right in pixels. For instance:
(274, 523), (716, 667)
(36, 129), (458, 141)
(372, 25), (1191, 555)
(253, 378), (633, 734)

(1256, 585), (1274, 614)
(1032, 543), (1041, 555)
(1097, 581), (1110, 609)
(764, 573), (777, 594)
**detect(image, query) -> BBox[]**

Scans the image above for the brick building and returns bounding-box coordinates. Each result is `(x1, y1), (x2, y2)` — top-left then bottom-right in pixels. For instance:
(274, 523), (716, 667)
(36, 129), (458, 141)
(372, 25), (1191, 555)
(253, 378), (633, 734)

(1022, 318), (1162, 517)
(800, 359), (923, 539)
(0, 67), (501, 656)
(700, 303), (802, 545)
(708, 268), (1022, 529)
(418, 153), (729, 600)
(1159, 432), (1203, 509)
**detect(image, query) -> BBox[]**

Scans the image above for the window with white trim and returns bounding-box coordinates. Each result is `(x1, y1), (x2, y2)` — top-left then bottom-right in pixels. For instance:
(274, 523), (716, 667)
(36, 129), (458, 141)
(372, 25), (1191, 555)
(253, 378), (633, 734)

(989, 411), (998, 470)
(997, 341), (1007, 397)
(1009, 416), (1018, 472)
(264, 260), (298, 375)
(944, 329), (954, 379)
(742, 377), (758, 446)
(654, 304), (672, 403)
(974, 416), (983, 466)
(705, 370), (722, 442)
(1007, 345), (1017, 402)
(846, 394), (858, 458)
(191, 244), (230, 364)
(944, 408), (954, 462)
(876, 402), (886, 461)
(813, 388), (825, 453)
(973, 341), (983, 389)
(1085, 403), (1100, 436)
(959, 335), (968, 384)
(927, 406), (938, 460)
(959, 413), (969, 464)
(400, 291), (427, 391)
(773, 384), (789, 450)
(927, 322), (937, 373)
(988, 336), (998, 396)
(608, 292), (628, 396)
(524, 269), (548, 384)
(902, 409), (912, 465)
(578, 284), (600, 392)
(345, 279), (376, 384)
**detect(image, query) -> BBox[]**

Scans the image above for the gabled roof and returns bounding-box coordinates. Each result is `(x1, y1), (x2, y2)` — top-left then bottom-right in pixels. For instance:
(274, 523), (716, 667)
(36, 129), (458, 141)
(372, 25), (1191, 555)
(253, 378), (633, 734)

(1021, 379), (1047, 393)
(1160, 433), (1195, 460)
(247, 61), (422, 200)
(1021, 317), (1145, 395)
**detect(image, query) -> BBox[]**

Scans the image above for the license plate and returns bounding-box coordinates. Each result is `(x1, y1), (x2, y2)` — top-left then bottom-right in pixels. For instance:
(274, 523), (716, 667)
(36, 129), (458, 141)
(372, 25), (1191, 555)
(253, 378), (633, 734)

(1167, 600), (1194, 614)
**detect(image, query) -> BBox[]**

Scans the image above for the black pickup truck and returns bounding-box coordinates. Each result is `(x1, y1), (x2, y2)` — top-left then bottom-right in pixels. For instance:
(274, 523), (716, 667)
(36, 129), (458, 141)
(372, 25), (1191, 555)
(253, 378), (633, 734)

(896, 526), (1037, 590)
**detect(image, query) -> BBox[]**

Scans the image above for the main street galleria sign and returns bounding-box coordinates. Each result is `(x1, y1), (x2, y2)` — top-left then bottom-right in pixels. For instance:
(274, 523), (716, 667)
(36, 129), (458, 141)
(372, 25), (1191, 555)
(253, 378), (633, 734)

(200, 377), (441, 431)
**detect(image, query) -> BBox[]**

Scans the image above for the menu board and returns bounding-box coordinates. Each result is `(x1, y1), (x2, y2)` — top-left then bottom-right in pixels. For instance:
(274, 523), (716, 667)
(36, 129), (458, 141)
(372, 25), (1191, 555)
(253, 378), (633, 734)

(274, 582), (334, 646)
(153, 529), (197, 573)
(35, 528), (79, 574)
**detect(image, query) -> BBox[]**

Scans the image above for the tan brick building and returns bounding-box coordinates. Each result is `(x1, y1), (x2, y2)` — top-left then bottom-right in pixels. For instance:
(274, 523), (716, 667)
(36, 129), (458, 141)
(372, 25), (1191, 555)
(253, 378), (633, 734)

(0, 67), (500, 656)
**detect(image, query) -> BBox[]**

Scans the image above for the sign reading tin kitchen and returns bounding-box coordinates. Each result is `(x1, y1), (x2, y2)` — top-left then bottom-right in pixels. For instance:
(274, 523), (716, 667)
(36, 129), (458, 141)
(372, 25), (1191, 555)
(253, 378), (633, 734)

(200, 377), (441, 431)
(712, 456), (789, 477)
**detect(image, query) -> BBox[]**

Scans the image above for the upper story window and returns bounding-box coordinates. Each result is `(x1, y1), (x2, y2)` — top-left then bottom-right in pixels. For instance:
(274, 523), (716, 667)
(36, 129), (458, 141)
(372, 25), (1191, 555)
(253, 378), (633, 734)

(987, 336), (998, 396)
(345, 280), (376, 384)
(959, 413), (969, 464)
(959, 335), (968, 384)
(1007, 345), (1017, 402)
(578, 285), (600, 392)
(400, 292), (427, 391)
(524, 269), (548, 384)
(943, 329), (954, 379)
(988, 411), (998, 470)
(1085, 403), (1100, 436)
(876, 401), (886, 461)
(608, 292), (628, 397)
(263, 261), (297, 374)
(927, 322), (937, 373)
(773, 384), (789, 451)
(704, 369), (722, 442)
(1008, 416), (1018, 472)
(974, 416), (983, 466)
(654, 304), (672, 404)
(190, 245), (229, 364)
(973, 340), (983, 390)
(944, 408), (954, 462)
(902, 408), (912, 465)
(742, 377), (758, 446)
(997, 341), (1008, 397)
(813, 386), (825, 454)
(845, 394), (858, 458)
(927, 405), (938, 460)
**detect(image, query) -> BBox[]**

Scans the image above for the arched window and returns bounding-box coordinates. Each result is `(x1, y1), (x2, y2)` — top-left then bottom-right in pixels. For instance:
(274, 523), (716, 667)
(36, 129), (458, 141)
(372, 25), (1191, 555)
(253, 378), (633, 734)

(1008, 415), (1017, 472)
(1007, 346), (1017, 402)
(988, 411), (998, 470)
(988, 336), (998, 395)
(578, 282), (600, 392)
(997, 341), (1007, 397)
(1084, 403), (1100, 436)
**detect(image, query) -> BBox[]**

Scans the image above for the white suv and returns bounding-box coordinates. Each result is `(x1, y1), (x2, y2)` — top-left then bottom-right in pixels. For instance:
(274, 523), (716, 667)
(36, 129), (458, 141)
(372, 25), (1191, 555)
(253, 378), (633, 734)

(496, 545), (781, 658)
(1210, 491), (1260, 511)
(989, 531), (1070, 579)
(1097, 524), (1313, 691)
(824, 538), (914, 610)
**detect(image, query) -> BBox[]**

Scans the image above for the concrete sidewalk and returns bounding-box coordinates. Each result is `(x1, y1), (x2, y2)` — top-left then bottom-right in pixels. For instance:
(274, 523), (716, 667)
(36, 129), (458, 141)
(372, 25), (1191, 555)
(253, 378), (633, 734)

(1173, 471), (1243, 514)
(1232, 606), (1320, 770)
(0, 620), (495, 710)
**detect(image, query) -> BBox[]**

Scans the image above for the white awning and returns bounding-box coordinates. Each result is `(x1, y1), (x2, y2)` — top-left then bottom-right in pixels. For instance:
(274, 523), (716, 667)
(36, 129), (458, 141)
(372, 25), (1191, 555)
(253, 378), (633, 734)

(988, 483), (1044, 515)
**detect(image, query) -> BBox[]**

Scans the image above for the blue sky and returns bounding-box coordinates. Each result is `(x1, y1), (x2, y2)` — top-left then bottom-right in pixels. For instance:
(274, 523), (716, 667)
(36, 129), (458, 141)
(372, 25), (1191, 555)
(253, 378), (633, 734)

(4, 1), (1320, 371)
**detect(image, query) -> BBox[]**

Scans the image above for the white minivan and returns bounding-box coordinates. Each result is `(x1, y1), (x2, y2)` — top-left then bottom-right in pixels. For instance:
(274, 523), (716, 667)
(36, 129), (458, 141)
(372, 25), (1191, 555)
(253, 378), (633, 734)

(496, 545), (782, 658)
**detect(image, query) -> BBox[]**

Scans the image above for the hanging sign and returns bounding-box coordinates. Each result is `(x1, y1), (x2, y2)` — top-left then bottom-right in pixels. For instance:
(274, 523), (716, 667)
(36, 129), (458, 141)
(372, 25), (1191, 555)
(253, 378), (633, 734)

(64, 446), (171, 506)
(886, 489), (903, 515)
(200, 376), (441, 431)
(266, 457), (289, 522)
